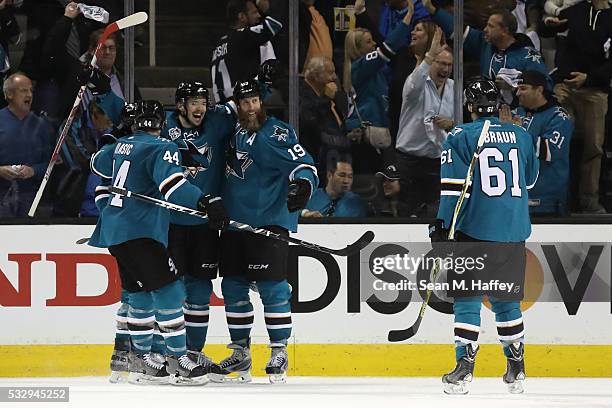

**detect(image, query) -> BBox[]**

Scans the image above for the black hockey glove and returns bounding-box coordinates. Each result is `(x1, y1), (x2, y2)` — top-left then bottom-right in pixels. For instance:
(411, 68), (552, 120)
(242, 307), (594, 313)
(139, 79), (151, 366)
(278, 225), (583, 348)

(77, 65), (111, 95)
(428, 219), (451, 255)
(258, 59), (281, 86)
(198, 195), (230, 231)
(287, 178), (312, 212)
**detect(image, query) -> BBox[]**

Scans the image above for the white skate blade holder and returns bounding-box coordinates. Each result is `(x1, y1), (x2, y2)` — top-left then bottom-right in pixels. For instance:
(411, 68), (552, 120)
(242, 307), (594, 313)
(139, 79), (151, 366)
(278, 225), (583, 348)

(443, 380), (471, 395)
(127, 372), (170, 386)
(506, 378), (525, 394)
(269, 372), (287, 384)
(214, 370), (252, 384)
(109, 370), (128, 384)
(169, 373), (209, 386)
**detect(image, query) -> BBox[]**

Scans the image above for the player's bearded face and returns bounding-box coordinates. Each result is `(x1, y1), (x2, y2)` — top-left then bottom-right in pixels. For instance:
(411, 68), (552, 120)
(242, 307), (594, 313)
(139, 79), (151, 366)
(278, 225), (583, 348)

(183, 97), (207, 127)
(238, 96), (266, 132)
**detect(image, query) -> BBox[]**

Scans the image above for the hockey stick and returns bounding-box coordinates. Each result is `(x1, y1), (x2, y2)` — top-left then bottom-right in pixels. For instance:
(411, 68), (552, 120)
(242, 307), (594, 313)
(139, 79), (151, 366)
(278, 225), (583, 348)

(79, 186), (375, 256)
(27, 12), (148, 217)
(387, 120), (491, 342)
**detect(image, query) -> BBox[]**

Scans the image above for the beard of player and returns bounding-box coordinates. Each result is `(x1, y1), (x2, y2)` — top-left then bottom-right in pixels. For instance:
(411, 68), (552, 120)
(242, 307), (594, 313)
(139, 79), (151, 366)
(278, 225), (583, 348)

(238, 105), (267, 133)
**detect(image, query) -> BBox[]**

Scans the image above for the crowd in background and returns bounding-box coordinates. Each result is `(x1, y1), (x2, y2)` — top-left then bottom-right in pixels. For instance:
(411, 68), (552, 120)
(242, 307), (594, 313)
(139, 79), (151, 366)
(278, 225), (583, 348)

(0, 0), (611, 219)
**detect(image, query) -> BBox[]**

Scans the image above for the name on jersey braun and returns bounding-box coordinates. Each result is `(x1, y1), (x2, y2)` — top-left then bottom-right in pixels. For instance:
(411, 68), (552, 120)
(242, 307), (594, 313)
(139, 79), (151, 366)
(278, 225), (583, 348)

(485, 131), (517, 144)
(114, 142), (133, 156)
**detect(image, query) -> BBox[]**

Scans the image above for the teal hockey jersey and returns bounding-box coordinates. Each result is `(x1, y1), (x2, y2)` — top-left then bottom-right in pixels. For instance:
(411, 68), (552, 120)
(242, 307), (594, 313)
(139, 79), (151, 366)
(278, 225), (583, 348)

(437, 117), (539, 242)
(88, 131), (203, 248)
(161, 105), (236, 225)
(222, 116), (318, 232)
(515, 101), (573, 215)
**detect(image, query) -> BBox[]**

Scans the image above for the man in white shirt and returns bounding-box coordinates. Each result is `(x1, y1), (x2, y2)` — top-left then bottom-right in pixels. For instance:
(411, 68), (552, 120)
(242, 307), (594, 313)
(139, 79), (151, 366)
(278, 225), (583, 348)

(395, 28), (454, 217)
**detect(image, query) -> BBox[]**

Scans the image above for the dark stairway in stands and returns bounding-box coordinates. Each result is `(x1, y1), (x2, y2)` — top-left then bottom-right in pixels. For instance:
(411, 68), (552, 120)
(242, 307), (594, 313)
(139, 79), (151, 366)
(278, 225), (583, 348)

(133, 0), (226, 105)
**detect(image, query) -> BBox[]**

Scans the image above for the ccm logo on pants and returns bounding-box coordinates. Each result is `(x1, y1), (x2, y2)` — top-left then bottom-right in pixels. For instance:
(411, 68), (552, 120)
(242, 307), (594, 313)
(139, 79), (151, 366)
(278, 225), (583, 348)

(248, 264), (269, 270)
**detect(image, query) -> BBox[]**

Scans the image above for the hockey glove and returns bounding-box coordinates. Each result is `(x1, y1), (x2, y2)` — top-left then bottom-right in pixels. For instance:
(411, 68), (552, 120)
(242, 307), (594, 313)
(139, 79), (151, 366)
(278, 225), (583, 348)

(287, 178), (312, 212)
(77, 65), (111, 95)
(198, 195), (230, 231)
(258, 59), (281, 86)
(429, 219), (452, 255)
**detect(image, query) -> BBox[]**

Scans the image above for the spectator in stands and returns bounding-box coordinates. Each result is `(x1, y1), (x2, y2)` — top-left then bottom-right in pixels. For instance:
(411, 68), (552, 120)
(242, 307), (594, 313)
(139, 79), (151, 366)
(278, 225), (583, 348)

(52, 91), (124, 217)
(211, 0), (282, 103)
(300, 56), (359, 176)
(302, 155), (367, 217)
(371, 164), (411, 217)
(422, 0), (550, 94)
(43, 4), (138, 120)
(0, 73), (54, 217)
(353, 0), (430, 159)
(395, 28), (453, 218)
(343, 0), (413, 174)
(0, 0), (20, 109)
(551, 0), (611, 213)
(510, 70), (574, 215)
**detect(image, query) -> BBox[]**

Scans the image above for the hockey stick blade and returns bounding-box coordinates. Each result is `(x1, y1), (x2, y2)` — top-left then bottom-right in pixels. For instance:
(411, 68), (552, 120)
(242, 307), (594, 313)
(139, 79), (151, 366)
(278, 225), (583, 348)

(333, 230), (375, 256)
(387, 322), (420, 342)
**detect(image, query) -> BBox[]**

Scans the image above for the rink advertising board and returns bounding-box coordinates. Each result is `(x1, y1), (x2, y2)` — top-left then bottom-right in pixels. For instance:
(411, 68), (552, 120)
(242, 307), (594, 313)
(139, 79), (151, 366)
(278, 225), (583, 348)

(0, 223), (611, 377)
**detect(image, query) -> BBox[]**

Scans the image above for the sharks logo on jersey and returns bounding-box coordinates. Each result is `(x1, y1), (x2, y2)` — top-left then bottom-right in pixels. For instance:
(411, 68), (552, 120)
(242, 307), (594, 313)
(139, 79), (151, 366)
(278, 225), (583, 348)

(183, 143), (213, 178)
(271, 125), (289, 142)
(525, 48), (542, 64)
(226, 148), (253, 179)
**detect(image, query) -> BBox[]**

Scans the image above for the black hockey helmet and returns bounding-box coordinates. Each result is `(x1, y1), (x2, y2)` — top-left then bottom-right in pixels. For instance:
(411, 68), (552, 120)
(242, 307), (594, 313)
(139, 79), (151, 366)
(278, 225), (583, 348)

(134, 100), (166, 131)
(464, 79), (501, 114)
(175, 81), (208, 105)
(120, 102), (138, 129)
(233, 78), (261, 101)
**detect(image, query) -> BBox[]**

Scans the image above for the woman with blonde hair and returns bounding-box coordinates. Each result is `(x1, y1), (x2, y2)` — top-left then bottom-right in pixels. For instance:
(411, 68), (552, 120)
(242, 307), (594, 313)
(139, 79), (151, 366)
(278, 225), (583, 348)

(342, 1), (413, 173)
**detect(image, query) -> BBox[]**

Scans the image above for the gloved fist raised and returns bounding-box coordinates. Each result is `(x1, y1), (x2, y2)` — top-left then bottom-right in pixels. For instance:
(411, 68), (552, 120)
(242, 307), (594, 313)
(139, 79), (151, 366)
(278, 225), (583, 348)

(77, 65), (111, 95)
(258, 59), (281, 86)
(287, 178), (311, 212)
(198, 195), (230, 231)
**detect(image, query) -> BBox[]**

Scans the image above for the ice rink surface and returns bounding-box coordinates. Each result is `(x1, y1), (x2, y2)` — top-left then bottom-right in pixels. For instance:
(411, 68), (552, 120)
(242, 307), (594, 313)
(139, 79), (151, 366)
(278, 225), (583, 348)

(1, 377), (611, 408)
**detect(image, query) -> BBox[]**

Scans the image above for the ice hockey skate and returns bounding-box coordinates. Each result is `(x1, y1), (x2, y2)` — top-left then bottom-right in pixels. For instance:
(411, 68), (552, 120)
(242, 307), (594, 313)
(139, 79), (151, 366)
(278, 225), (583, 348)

(214, 343), (252, 383)
(503, 342), (525, 394)
(165, 354), (208, 386)
(187, 349), (225, 382)
(266, 343), (288, 384)
(442, 343), (479, 394)
(127, 352), (169, 385)
(109, 339), (129, 383)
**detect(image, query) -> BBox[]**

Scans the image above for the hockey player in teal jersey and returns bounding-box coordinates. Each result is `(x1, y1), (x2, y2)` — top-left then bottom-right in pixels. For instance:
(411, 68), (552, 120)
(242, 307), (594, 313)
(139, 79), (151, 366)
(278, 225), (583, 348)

(218, 79), (318, 384)
(431, 80), (539, 395)
(513, 70), (574, 216)
(93, 103), (138, 383)
(89, 100), (230, 386)
(159, 81), (236, 377)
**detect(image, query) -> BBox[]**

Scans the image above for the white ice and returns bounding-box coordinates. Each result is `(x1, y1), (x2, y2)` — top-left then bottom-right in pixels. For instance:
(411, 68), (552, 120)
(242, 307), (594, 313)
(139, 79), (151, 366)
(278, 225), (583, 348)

(0, 377), (611, 408)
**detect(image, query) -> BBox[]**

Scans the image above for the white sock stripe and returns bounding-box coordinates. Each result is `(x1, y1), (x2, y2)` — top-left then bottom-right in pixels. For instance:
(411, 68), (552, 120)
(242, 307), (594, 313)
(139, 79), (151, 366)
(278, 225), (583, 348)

(265, 324), (293, 330)
(264, 312), (292, 318)
(183, 308), (209, 316)
(498, 332), (525, 342)
(227, 324), (254, 329)
(115, 315), (128, 323)
(454, 336), (478, 345)
(454, 322), (481, 332)
(153, 329), (161, 336)
(156, 316), (185, 327)
(496, 318), (523, 327)
(185, 322), (209, 327)
(127, 316), (155, 324)
(129, 329), (154, 335)
(159, 328), (186, 338)
(226, 311), (255, 318)
(115, 329), (130, 335)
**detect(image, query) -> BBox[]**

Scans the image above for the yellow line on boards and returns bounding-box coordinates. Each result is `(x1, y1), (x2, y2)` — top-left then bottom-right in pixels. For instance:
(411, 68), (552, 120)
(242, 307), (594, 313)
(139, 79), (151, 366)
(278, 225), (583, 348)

(1, 344), (610, 378)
